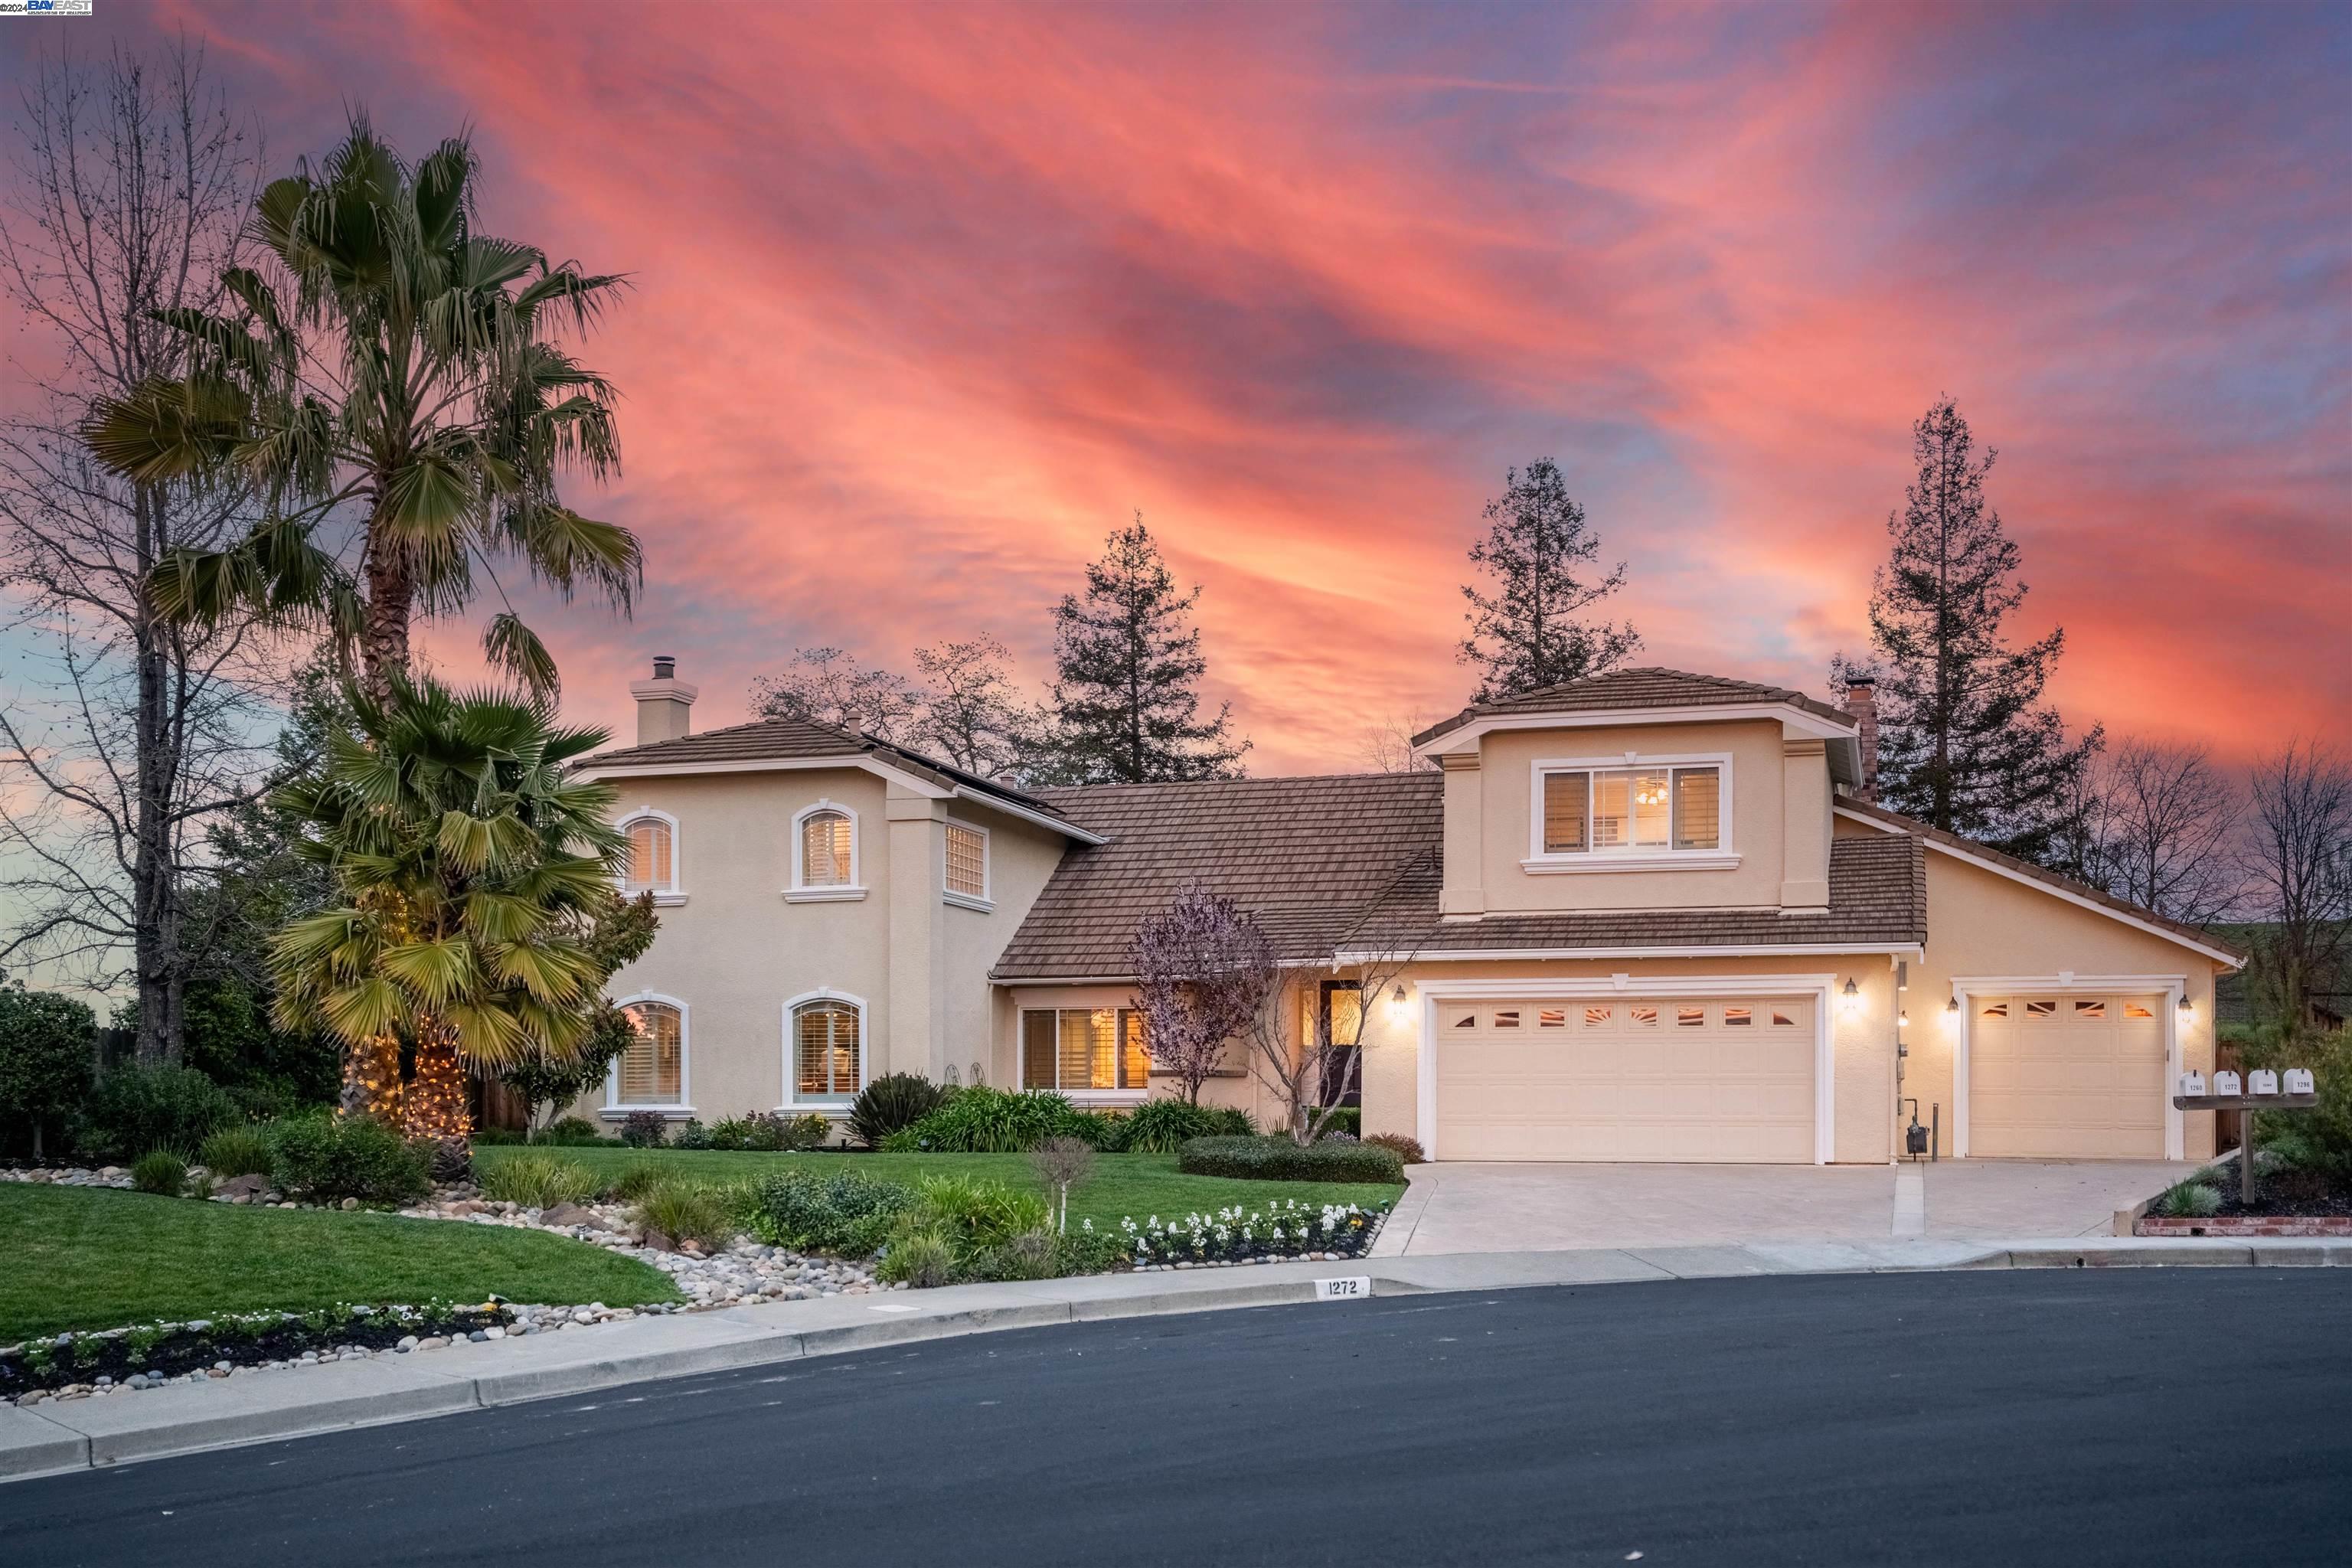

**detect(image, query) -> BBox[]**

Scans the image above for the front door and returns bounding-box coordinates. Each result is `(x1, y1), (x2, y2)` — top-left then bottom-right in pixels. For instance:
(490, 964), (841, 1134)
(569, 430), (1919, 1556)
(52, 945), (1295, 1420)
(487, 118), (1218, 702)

(1315, 981), (1363, 1108)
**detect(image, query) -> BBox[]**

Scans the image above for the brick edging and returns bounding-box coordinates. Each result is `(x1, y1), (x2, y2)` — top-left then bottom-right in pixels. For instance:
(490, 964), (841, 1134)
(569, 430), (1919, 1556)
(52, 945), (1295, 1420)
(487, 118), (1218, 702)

(2136, 1216), (2352, 1237)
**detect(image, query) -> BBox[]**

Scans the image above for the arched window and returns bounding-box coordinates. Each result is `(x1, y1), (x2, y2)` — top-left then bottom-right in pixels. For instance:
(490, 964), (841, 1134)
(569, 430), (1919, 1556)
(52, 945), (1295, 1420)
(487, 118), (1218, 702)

(799, 808), (853, 887)
(620, 813), (675, 896)
(792, 997), (861, 1102)
(612, 998), (686, 1107)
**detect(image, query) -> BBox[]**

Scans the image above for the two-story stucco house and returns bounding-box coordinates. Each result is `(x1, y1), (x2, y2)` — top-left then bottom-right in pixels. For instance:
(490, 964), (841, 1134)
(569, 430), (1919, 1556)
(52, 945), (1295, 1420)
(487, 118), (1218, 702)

(572, 659), (2242, 1165)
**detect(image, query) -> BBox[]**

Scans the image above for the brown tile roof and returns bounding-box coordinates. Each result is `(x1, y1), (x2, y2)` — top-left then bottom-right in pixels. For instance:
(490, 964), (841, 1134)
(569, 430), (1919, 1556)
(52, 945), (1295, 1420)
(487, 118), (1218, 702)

(1415, 666), (1857, 747)
(993, 771), (1926, 981)
(577, 717), (1077, 827)
(1834, 797), (2247, 964)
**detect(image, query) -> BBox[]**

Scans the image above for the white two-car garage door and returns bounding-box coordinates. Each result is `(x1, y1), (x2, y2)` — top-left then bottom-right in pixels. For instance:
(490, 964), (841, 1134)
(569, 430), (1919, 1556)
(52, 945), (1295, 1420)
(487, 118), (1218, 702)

(1968, 995), (2167, 1159)
(1435, 996), (1817, 1162)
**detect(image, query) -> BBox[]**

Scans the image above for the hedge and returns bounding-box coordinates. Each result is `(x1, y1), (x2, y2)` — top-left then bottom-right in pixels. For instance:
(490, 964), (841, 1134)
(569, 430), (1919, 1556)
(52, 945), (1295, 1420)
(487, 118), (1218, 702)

(1176, 1135), (1405, 1184)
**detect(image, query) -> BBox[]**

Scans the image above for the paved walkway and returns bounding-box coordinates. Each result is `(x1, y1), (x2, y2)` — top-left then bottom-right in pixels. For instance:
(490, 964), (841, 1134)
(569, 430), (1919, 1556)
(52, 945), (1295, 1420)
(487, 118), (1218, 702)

(1373, 1159), (2192, 1256)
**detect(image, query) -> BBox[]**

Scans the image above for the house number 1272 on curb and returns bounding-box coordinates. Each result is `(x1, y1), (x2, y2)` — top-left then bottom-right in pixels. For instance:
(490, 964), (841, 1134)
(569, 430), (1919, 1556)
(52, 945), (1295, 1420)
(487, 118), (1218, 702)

(1316, 1276), (1370, 1302)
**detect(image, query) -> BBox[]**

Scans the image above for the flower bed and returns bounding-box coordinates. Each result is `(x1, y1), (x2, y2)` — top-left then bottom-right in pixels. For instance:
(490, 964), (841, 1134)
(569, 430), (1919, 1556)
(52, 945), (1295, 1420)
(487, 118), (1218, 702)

(2, 1301), (512, 1399)
(1119, 1199), (1383, 1269)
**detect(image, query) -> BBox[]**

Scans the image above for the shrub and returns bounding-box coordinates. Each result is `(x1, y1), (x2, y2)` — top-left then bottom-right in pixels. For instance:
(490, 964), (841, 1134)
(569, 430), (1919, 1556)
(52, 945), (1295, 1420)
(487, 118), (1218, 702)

(1108, 1098), (1252, 1155)
(907, 1174), (1051, 1261)
(877, 1227), (956, 1288)
(479, 1153), (600, 1209)
(971, 1228), (1061, 1282)
(269, 1114), (432, 1206)
(1364, 1132), (1426, 1165)
(896, 1086), (1096, 1152)
(619, 1110), (670, 1148)
(1311, 1107), (1362, 1138)
(0, 982), (96, 1161)
(606, 1162), (673, 1204)
(706, 1111), (829, 1152)
(536, 1116), (603, 1146)
(198, 1125), (277, 1180)
(673, 1119), (712, 1149)
(1125, 1197), (1383, 1265)
(635, 1181), (737, 1248)
(2157, 1180), (2223, 1219)
(82, 1062), (238, 1160)
(2242, 1027), (2352, 1181)
(850, 1073), (949, 1148)
(755, 1168), (916, 1256)
(132, 1148), (191, 1196)
(1178, 1135), (1405, 1184)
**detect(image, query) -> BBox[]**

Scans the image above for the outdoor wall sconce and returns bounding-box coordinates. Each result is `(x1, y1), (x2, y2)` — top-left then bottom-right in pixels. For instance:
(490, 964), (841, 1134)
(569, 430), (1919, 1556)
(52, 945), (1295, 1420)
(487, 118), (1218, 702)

(1898, 1008), (1910, 1027)
(1385, 985), (1410, 1022)
(1839, 978), (1860, 1015)
(2177, 995), (2194, 1018)
(1945, 995), (1960, 1014)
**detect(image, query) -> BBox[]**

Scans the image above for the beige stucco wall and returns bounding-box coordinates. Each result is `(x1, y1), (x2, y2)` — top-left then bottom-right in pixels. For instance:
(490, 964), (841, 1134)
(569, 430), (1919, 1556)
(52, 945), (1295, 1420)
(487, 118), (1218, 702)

(566, 766), (1073, 1126)
(1460, 720), (1809, 914)
(1830, 814), (2229, 1162)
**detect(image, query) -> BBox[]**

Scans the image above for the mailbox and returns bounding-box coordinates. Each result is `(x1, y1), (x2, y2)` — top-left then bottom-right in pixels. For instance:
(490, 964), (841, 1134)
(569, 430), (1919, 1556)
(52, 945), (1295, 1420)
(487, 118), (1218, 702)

(2285, 1067), (2315, 1096)
(2212, 1070), (2242, 1096)
(2248, 1069), (2279, 1096)
(2177, 1070), (2207, 1096)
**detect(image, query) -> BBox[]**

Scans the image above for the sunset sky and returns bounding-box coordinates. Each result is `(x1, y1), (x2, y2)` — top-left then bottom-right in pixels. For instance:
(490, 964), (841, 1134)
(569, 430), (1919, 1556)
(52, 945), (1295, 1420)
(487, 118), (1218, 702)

(6, 1), (2347, 775)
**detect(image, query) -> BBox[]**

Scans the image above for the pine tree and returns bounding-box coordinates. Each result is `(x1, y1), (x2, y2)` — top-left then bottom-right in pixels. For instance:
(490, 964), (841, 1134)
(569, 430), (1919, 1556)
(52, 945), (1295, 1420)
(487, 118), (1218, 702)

(1044, 515), (1248, 784)
(1838, 397), (2101, 865)
(1459, 458), (1640, 701)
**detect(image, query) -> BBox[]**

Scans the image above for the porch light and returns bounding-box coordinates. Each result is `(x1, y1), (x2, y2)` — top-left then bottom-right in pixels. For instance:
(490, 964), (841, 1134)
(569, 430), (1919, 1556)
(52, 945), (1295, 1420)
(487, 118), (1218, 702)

(2177, 995), (2194, 1018)
(1898, 1008), (1910, 1028)
(1386, 985), (1410, 1022)
(1839, 978), (1860, 1015)
(1945, 995), (1959, 1014)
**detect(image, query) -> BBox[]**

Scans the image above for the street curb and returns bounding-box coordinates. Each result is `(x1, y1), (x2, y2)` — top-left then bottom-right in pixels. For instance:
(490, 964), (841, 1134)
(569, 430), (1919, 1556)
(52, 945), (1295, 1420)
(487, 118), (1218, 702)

(6, 1236), (2345, 1483)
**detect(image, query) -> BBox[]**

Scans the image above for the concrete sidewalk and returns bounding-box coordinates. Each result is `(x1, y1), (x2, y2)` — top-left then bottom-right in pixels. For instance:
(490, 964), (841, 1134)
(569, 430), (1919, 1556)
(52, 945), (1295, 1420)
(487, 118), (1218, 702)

(7, 1234), (2347, 1483)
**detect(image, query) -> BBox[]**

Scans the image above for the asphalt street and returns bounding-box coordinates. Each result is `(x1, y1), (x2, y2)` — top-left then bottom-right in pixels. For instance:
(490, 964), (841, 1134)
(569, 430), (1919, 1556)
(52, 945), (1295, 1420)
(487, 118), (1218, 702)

(8, 1269), (2348, 1566)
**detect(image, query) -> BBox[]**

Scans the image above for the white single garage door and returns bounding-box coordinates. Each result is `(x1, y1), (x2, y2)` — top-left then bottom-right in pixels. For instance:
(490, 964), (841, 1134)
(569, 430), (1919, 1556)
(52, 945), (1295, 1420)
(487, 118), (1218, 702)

(1435, 996), (1816, 1162)
(1968, 995), (2166, 1159)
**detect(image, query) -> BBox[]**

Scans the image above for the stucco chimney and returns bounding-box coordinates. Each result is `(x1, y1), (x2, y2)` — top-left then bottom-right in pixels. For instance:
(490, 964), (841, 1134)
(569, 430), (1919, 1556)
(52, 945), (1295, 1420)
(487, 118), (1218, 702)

(1844, 675), (1878, 802)
(630, 655), (697, 746)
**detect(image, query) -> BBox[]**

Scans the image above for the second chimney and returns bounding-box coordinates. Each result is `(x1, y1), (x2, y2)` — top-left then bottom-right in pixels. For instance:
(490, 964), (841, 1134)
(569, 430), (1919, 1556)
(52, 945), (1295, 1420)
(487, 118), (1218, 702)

(1844, 675), (1878, 802)
(631, 655), (697, 746)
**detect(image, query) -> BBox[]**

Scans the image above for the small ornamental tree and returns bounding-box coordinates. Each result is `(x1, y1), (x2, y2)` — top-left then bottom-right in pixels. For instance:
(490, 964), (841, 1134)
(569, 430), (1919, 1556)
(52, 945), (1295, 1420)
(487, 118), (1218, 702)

(1130, 885), (1277, 1104)
(0, 981), (97, 1160)
(496, 890), (660, 1132)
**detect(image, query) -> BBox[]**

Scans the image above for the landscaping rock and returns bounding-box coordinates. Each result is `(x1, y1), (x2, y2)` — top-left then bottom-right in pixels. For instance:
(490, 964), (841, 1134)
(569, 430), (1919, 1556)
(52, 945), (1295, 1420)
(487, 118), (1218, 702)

(540, 1202), (605, 1229)
(217, 1174), (271, 1200)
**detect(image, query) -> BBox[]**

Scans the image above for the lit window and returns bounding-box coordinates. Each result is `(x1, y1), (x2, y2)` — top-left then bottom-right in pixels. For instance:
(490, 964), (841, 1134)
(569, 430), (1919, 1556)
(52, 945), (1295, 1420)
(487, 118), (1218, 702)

(801, 809), (852, 887)
(1770, 1010), (1796, 1027)
(1981, 1003), (2008, 1018)
(793, 999), (861, 1099)
(1676, 1007), (1704, 1027)
(1538, 1008), (1565, 1027)
(945, 822), (988, 900)
(1724, 1008), (1752, 1027)
(1493, 1011), (1521, 1028)
(615, 1001), (684, 1106)
(2075, 1001), (2106, 1018)
(621, 816), (673, 894)
(2026, 1000), (2057, 1018)
(1021, 1008), (1148, 1092)
(1454, 1014), (1475, 1028)
(2122, 1002), (2154, 1020)
(1584, 1007), (1612, 1026)
(1630, 1007), (1658, 1026)
(1538, 763), (1723, 857)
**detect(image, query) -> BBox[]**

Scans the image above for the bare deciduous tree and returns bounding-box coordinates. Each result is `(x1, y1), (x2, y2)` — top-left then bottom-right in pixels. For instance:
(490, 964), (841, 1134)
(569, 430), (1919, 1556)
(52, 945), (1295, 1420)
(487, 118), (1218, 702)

(1357, 711), (1440, 774)
(2076, 738), (2242, 923)
(1129, 884), (1272, 1105)
(0, 40), (273, 1061)
(2242, 740), (2352, 1031)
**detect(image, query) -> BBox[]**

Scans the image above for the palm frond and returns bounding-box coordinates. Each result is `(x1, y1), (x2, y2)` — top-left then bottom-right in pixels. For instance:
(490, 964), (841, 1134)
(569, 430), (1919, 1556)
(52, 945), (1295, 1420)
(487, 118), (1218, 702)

(482, 612), (560, 698)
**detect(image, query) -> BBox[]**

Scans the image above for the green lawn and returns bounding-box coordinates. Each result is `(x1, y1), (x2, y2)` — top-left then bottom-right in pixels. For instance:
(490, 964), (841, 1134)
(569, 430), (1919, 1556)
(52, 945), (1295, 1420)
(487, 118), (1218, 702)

(0, 1183), (680, 1344)
(474, 1146), (1399, 1233)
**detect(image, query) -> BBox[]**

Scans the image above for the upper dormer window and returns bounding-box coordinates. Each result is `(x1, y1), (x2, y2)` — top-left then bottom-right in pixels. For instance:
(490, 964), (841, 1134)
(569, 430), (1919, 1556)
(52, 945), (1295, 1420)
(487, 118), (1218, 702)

(1528, 756), (1732, 871)
(616, 810), (683, 903)
(944, 821), (989, 906)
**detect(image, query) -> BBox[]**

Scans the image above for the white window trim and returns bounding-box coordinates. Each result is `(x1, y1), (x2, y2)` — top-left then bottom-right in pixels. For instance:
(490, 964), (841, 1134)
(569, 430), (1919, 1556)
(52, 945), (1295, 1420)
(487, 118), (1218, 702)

(1018, 1005), (1150, 1102)
(1523, 752), (1739, 873)
(603, 991), (694, 1115)
(1413, 975), (1834, 1165)
(1948, 974), (2187, 1162)
(613, 807), (688, 906)
(786, 799), (867, 902)
(942, 818), (994, 911)
(779, 988), (867, 1108)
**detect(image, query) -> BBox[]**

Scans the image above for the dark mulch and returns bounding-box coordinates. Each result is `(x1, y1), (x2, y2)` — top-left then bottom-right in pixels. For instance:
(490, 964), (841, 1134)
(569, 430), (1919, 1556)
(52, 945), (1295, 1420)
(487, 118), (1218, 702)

(2, 1302), (513, 1396)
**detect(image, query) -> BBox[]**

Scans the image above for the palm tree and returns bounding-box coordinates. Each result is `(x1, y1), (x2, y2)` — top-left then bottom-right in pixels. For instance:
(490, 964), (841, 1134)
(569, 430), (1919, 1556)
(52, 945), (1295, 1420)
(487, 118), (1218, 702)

(82, 116), (639, 699)
(270, 675), (624, 1155)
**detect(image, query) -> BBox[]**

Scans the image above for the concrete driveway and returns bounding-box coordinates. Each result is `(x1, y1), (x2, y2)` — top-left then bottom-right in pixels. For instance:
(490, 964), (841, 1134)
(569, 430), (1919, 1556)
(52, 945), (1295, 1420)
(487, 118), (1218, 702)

(1373, 1159), (2191, 1256)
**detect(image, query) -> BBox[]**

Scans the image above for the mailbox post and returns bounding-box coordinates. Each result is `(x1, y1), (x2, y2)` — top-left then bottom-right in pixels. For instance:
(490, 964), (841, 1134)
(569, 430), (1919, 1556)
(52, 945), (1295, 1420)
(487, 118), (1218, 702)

(2170, 1092), (2320, 1206)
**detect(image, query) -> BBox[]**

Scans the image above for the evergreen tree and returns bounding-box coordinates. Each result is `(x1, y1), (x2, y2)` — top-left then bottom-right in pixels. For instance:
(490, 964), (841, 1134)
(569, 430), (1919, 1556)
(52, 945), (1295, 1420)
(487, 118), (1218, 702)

(1459, 458), (1640, 701)
(1044, 515), (1248, 784)
(1838, 397), (2100, 864)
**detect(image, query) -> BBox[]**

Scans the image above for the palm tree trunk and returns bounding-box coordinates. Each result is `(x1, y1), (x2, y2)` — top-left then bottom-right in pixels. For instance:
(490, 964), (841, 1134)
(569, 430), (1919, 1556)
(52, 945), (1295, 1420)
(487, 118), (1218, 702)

(404, 1017), (474, 1147)
(359, 518), (416, 704)
(341, 1033), (403, 1123)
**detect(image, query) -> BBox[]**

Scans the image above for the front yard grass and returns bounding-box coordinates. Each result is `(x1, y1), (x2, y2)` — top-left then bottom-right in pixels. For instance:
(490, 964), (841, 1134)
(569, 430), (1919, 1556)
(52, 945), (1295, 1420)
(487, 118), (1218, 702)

(474, 1146), (1400, 1233)
(0, 1182), (680, 1344)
